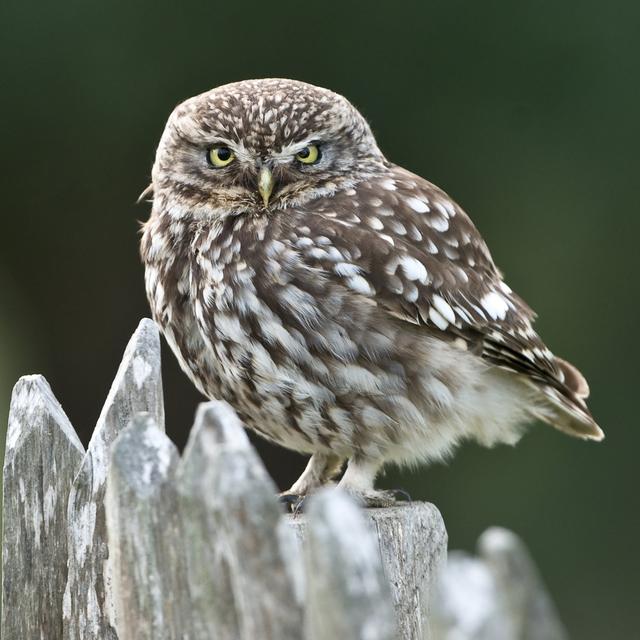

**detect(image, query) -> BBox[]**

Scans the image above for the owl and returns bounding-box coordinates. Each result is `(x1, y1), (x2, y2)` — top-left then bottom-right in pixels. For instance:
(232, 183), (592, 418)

(140, 79), (603, 507)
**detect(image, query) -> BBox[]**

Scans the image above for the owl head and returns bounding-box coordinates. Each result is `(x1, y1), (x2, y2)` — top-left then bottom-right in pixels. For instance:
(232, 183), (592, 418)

(148, 79), (387, 217)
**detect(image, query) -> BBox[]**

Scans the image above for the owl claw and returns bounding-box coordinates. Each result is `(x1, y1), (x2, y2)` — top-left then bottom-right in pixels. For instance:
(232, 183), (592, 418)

(278, 492), (305, 513)
(392, 488), (413, 503)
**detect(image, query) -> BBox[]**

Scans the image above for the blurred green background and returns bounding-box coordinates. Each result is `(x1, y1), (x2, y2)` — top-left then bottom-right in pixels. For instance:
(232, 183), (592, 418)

(1, 1), (638, 636)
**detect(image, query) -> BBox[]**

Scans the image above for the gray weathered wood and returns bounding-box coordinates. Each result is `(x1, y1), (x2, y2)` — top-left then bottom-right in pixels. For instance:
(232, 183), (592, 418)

(432, 527), (568, 640)
(302, 489), (398, 640)
(478, 528), (568, 640)
(2, 375), (85, 640)
(371, 503), (447, 640)
(176, 401), (304, 640)
(290, 499), (447, 640)
(63, 318), (164, 640)
(175, 405), (241, 640)
(105, 413), (185, 640)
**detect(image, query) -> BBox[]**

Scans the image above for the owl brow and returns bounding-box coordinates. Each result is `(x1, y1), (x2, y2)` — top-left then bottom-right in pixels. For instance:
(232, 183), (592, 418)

(172, 120), (216, 146)
(277, 138), (324, 159)
(206, 136), (237, 147)
(172, 120), (234, 149)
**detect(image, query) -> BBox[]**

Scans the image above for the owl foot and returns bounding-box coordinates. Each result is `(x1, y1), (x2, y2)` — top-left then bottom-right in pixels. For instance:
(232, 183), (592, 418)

(337, 458), (411, 508)
(278, 492), (305, 513)
(346, 488), (412, 508)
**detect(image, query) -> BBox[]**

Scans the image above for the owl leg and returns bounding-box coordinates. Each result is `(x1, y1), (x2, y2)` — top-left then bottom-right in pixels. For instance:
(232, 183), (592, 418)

(337, 457), (402, 508)
(280, 453), (344, 505)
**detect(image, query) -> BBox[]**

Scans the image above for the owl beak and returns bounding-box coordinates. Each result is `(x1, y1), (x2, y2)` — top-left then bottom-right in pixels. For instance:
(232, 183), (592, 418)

(258, 166), (275, 207)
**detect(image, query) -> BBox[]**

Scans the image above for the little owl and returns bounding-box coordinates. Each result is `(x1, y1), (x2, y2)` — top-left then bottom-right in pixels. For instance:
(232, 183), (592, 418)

(140, 79), (603, 506)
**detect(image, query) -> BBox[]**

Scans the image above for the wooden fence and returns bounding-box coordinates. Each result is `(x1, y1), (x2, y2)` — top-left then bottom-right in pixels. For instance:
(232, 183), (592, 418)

(2, 318), (568, 640)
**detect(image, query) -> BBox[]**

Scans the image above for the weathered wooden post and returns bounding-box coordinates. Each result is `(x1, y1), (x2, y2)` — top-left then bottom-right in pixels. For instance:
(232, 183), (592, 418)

(303, 489), (398, 640)
(63, 318), (164, 640)
(175, 401), (304, 640)
(431, 527), (568, 640)
(291, 500), (447, 640)
(2, 376), (85, 640)
(105, 414), (185, 640)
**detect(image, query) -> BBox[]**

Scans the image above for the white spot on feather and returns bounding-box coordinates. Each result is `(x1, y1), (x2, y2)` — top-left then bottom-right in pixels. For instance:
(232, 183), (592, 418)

(426, 239), (438, 254)
(399, 256), (429, 284)
(404, 283), (419, 302)
(428, 307), (449, 331)
(308, 247), (329, 260)
(406, 197), (430, 213)
(481, 291), (510, 320)
(428, 215), (449, 232)
(443, 200), (456, 216)
(453, 337), (468, 351)
(325, 246), (343, 261)
(346, 275), (375, 296)
(334, 262), (361, 277)
(432, 294), (456, 324)
(435, 202), (450, 218)
(389, 220), (406, 235)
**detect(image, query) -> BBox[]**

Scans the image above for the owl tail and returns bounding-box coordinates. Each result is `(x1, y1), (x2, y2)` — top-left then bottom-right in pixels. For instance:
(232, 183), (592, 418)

(531, 357), (605, 441)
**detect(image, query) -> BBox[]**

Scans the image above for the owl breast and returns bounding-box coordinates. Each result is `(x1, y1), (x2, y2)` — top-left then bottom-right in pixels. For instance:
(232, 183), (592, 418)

(142, 206), (532, 464)
(185, 211), (405, 458)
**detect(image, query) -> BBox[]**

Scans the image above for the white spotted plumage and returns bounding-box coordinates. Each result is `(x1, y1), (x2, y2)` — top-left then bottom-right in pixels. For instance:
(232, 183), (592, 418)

(140, 78), (603, 507)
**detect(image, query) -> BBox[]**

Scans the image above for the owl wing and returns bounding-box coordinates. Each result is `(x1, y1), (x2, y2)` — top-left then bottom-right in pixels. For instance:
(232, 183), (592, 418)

(292, 165), (602, 440)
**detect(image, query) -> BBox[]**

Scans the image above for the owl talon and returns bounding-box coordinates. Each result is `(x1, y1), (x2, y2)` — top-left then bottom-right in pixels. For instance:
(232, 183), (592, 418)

(292, 496), (307, 515)
(278, 493), (305, 513)
(392, 488), (412, 503)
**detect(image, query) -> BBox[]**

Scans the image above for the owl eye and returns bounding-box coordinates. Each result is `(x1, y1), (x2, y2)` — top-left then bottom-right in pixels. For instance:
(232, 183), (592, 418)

(295, 144), (321, 165)
(208, 146), (235, 168)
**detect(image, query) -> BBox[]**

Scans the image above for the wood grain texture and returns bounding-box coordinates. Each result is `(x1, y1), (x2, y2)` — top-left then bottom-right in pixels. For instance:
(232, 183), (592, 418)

(105, 414), (185, 640)
(302, 489), (398, 640)
(63, 318), (164, 640)
(176, 401), (304, 640)
(2, 375), (85, 640)
(372, 503), (447, 640)
(290, 495), (447, 640)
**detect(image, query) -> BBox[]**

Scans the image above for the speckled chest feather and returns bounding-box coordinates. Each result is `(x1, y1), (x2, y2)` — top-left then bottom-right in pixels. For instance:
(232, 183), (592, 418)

(143, 166), (588, 464)
(143, 177), (448, 458)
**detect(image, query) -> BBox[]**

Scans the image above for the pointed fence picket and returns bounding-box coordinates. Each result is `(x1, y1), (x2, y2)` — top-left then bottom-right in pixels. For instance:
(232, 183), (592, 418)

(1, 318), (567, 640)
(63, 318), (164, 640)
(2, 375), (84, 640)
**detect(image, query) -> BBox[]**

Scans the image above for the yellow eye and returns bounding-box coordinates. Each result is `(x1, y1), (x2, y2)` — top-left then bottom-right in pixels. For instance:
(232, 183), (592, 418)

(208, 146), (235, 168)
(295, 144), (320, 164)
